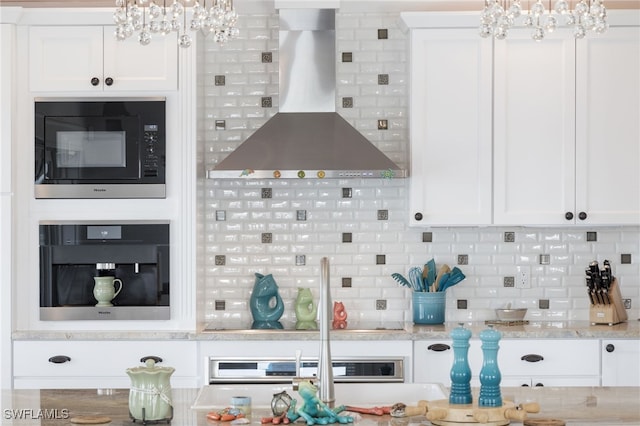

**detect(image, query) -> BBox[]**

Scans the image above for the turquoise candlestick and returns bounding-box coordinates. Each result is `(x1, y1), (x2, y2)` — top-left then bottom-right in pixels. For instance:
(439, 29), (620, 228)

(449, 323), (472, 405)
(479, 325), (503, 407)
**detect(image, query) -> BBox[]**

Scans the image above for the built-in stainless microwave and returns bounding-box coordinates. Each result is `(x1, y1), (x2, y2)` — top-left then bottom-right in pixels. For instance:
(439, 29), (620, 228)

(39, 221), (170, 320)
(35, 98), (166, 199)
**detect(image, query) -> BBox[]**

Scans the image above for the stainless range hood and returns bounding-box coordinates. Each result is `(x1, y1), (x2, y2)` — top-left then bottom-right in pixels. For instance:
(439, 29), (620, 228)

(207, 8), (406, 179)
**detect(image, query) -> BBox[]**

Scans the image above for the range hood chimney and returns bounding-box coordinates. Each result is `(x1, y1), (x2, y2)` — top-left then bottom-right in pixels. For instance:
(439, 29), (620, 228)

(207, 8), (406, 179)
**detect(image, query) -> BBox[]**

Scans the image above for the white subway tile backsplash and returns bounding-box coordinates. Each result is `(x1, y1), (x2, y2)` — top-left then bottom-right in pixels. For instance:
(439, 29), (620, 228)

(197, 11), (640, 326)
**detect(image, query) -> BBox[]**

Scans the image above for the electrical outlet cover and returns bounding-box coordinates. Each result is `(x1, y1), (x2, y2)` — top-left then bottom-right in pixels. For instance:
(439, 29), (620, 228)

(516, 266), (531, 289)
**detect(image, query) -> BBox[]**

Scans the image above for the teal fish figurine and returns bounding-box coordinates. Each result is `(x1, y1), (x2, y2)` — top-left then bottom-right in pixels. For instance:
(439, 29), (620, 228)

(250, 273), (285, 322)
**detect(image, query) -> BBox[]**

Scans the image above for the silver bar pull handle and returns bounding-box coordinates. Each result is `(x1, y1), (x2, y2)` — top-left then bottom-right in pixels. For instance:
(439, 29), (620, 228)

(295, 349), (302, 377)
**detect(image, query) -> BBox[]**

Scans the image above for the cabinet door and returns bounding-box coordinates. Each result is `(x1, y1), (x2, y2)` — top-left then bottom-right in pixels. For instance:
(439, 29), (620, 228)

(413, 340), (454, 384)
(103, 27), (178, 91)
(414, 340), (483, 385)
(498, 339), (599, 378)
(409, 29), (492, 226)
(29, 26), (104, 92)
(506, 376), (600, 387)
(601, 339), (640, 386)
(575, 27), (640, 225)
(493, 32), (576, 225)
(13, 340), (198, 389)
(29, 26), (178, 92)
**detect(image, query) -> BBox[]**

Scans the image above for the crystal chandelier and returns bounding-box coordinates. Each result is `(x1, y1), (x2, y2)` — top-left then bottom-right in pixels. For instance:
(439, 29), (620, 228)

(114, 0), (239, 48)
(479, 0), (608, 41)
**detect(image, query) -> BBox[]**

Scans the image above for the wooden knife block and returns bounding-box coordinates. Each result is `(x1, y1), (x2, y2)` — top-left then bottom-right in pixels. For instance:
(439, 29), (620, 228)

(589, 279), (628, 326)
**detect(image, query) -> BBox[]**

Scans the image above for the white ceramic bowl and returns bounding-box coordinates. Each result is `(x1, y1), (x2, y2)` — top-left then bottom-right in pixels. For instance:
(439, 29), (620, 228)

(495, 308), (527, 321)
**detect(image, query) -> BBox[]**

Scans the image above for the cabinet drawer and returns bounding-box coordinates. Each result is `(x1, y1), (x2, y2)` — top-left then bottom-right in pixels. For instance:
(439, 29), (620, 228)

(498, 339), (599, 376)
(504, 376), (600, 387)
(14, 341), (197, 379)
(413, 341), (454, 384)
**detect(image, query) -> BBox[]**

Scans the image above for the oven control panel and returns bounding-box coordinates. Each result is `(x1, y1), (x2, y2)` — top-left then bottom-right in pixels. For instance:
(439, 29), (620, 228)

(209, 357), (404, 384)
(142, 124), (160, 177)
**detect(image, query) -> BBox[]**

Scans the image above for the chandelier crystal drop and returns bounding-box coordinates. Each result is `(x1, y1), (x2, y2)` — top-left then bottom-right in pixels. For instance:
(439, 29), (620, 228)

(479, 0), (608, 41)
(114, 0), (239, 48)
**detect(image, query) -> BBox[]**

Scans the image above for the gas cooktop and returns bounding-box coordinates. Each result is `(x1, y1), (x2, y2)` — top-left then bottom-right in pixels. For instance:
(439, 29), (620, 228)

(202, 320), (408, 332)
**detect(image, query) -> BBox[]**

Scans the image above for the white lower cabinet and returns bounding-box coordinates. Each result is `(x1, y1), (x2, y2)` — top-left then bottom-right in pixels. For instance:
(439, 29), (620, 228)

(13, 340), (198, 389)
(413, 340), (456, 385)
(498, 340), (600, 387)
(414, 339), (600, 387)
(601, 339), (640, 386)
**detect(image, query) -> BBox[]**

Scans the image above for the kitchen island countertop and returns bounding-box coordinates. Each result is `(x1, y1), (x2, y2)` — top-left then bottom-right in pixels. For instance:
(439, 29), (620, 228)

(12, 320), (639, 341)
(1, 386), (639, 425)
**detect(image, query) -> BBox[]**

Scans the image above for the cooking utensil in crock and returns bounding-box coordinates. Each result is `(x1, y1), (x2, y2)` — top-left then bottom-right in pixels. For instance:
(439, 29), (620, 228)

(439, 267), (466, 292)
(426, 259), (437, 288)
(433, 264), (451, 292)
(438, 267), (467, 292)
(391, 273), (411, 288)
(437, 273), (451, 291)
(409, 267), (424, 292)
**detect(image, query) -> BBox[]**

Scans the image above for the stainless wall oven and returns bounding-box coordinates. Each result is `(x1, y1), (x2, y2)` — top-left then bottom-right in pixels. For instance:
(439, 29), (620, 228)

(35, 98), (166, 199)
(39, 221), (170, 320)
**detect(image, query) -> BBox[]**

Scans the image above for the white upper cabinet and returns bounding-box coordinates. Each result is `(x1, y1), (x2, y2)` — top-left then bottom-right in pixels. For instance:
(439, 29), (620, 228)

(493, 32), (577, 225)
(29, 26), (178, 92)
(408, 28), (493, 226)
(495, 27), (640, 226)
(405, 12), (639, 227)
(575, 27), (640, 225)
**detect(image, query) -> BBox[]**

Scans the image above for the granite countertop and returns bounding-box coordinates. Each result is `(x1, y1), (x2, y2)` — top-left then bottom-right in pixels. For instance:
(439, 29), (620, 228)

(12, 320), (640, 341)
(1, 387), (639, 425)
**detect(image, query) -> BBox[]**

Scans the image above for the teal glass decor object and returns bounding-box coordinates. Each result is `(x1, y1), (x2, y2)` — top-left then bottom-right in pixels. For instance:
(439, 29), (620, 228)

(449, 323), (473, 405)
(251, 320), (283, 329)
(250, 273), (284, 322)
(479, 325), (503, 407)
